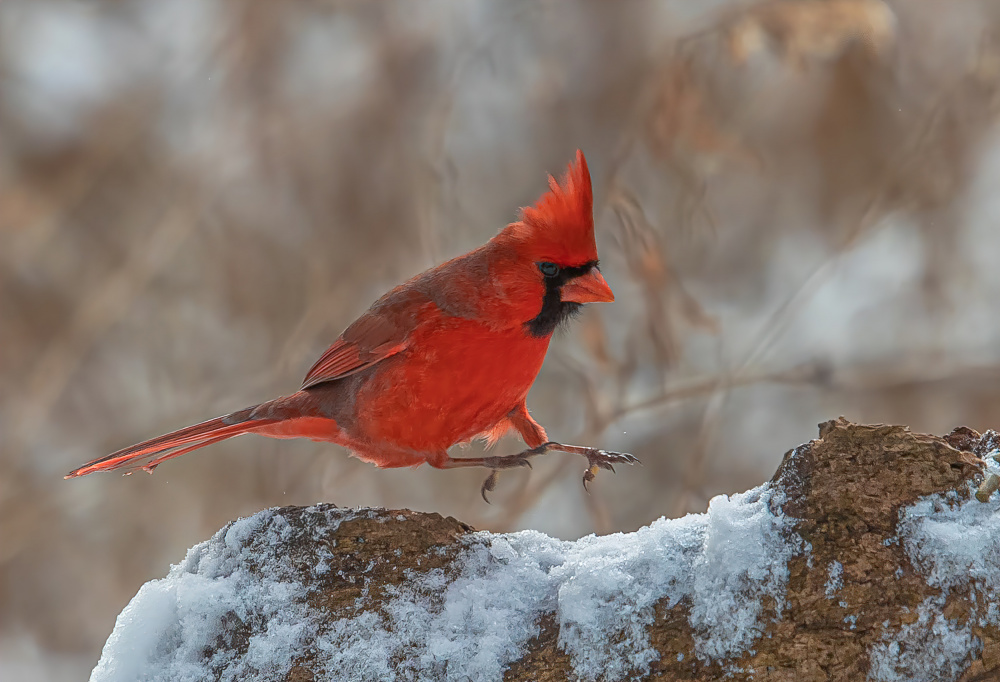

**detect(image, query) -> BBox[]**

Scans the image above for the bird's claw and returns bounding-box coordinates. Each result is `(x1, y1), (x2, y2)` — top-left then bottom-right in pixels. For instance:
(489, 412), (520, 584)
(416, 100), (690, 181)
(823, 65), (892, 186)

(479, 453), (534, 503)
(477, 452), (538, 503)
(481, 470), (499, 504)
(580, 449), (639, 491)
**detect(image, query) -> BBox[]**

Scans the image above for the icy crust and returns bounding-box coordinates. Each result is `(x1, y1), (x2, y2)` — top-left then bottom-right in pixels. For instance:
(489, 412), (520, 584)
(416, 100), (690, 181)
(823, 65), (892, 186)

(92, 486), (802, 682)
(869, 471), (1000, 682)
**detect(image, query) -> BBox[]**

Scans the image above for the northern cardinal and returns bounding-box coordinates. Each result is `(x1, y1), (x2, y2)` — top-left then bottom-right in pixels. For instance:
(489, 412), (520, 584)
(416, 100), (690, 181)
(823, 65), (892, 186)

(66, 150), (637, 499)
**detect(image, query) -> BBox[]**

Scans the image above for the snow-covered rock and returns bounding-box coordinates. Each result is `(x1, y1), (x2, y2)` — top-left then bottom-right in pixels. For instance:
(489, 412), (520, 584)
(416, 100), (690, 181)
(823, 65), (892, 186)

(90, 420), (1000, 681)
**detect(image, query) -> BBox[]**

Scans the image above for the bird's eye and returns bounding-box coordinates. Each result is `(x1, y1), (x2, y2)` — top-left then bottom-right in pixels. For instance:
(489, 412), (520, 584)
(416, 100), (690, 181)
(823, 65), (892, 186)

(539, 262), (560, 277)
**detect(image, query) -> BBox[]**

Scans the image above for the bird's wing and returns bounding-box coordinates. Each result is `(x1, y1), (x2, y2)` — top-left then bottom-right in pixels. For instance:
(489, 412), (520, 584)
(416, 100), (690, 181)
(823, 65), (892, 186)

(301, 249), (491, 389)
(300, 289), (426, 389)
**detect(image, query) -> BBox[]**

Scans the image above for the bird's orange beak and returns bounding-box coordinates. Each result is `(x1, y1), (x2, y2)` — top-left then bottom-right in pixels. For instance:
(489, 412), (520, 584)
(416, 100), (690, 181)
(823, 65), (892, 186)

(561, 267), (615, 304)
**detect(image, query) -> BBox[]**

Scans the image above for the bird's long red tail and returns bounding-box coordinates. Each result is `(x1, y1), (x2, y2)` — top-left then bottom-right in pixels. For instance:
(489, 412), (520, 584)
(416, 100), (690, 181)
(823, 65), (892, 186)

(65, 405), (275, 478)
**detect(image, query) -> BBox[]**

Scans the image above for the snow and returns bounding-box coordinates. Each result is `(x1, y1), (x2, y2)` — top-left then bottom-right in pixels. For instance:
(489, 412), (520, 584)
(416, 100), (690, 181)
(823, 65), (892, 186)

(91, 507), (360, 682)
(868, 467), (1000, 682)
(91, 485), (802, 682)
(825, 560), (844, 597)
(869, 595), (980, 682)
(902, 492), (1000, 593)
(685, 489), (800, 661)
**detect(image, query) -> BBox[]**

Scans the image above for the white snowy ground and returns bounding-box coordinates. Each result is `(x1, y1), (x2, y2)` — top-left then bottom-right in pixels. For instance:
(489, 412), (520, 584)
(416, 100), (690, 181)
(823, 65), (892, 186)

(87, 459), (1000, 682)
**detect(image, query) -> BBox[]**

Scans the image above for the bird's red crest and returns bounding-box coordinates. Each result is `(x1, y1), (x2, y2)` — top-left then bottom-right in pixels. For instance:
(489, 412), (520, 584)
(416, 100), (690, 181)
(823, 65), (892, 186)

(505, 150), (598, 265)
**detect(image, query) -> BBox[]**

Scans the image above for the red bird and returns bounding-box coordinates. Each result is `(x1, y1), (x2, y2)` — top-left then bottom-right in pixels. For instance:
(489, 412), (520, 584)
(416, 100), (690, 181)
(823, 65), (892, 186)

(66, 150), (637, 499)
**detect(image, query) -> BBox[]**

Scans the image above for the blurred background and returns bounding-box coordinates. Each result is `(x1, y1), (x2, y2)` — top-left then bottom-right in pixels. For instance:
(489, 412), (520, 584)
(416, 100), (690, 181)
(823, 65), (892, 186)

(2, 0), (1000, 677)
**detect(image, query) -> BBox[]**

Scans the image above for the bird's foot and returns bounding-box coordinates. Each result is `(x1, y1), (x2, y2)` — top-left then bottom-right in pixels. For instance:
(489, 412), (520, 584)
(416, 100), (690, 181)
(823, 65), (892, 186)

(531, 442), (639, 491)
(579, 448), (640, 491)
(472, 443), (639, 502)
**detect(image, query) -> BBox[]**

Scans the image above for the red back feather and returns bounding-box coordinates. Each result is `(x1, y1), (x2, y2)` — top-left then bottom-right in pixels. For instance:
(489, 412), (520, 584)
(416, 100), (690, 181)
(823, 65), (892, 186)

(503, 150), (598, 266)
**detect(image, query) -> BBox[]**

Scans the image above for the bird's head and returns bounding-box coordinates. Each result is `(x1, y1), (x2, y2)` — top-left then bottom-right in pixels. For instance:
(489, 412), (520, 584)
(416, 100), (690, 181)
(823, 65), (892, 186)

(493, 150), (614, 337)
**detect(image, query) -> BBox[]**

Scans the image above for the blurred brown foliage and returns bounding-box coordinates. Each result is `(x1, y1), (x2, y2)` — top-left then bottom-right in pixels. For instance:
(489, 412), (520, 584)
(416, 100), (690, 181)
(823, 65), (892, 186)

(2, 0), (1000, 677)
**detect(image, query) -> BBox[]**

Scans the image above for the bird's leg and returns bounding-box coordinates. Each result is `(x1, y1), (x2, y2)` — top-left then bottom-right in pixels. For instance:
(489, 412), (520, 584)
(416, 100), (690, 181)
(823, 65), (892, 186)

(435, 445), (551, 503)
(527, 441), (640, 490)
(434, 441), (639, 502)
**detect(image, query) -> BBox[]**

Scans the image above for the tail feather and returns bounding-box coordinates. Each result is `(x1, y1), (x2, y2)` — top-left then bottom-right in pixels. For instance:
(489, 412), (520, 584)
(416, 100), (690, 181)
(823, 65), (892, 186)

(65, 409), (272, 478)
(137, 433), (236, 474)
